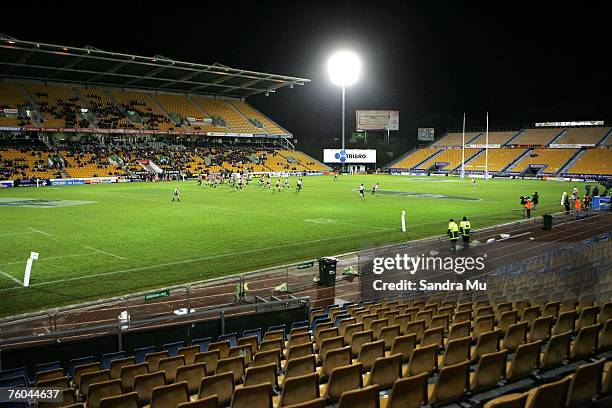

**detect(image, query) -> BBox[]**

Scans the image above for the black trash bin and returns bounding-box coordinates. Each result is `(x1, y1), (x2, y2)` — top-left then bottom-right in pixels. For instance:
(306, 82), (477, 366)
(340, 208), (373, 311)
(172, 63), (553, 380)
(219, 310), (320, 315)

(318, 257), (338, 287)
(543, 214), (553, 231)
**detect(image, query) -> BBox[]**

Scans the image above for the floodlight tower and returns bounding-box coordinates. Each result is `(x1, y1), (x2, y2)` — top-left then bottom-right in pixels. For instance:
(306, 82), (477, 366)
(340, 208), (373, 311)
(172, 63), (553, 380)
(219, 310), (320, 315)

(328, 51), (361, 172)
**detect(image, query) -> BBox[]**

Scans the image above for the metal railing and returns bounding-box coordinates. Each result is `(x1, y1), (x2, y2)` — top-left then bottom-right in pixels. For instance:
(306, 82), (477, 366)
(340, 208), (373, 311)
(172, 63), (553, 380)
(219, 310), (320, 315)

(0, 296), (309, 349)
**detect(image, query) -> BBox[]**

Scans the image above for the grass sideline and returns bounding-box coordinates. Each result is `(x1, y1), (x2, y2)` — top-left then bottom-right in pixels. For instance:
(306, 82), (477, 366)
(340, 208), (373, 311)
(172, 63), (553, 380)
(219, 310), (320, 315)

(0, 174), (585, 316)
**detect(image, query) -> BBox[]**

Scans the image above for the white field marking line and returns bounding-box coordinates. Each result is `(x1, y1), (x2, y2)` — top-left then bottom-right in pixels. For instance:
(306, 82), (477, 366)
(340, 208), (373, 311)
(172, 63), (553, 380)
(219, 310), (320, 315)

(78, 187), (390, 231)
(26, 227), (53, 237)
(0, 227), (403, 292)
(71, 178), (564, 234)
(0, 206), (594, 293)
(0, 252), (98, 266)
(0, 267), (22, 285)
(82, 246), (127, 260)
(0, 208), (575, 292)
(0, 231), (37, 237)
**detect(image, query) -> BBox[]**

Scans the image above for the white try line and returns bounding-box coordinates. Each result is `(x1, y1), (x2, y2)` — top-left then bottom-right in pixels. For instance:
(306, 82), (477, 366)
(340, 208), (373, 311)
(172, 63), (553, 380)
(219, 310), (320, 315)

(26, 227), (53, 237)
(0, 227), (398, 292)
(0, 252), (98, 266)
(82, 246), (128, 260)
(0, 231), (37, 237)
(0, 268), (22, 285)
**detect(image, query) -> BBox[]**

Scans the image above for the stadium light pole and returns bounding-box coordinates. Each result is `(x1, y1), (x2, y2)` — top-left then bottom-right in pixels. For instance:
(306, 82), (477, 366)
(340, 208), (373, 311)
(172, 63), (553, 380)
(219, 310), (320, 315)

(328, 51), (361, 172)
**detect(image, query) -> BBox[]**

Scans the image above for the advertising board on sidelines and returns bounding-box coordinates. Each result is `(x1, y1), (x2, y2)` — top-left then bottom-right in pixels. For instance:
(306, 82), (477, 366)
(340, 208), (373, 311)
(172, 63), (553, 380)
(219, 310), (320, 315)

(323, 149), (377, 163)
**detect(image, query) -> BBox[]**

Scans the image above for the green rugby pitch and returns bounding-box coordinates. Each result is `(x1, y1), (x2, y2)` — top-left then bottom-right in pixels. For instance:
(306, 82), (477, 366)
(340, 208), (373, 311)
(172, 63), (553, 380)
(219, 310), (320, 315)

(0, 175), (584, 316)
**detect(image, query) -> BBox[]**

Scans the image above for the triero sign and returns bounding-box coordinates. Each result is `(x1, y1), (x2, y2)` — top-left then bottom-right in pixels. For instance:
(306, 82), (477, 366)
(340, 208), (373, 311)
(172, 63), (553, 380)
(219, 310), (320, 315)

(323, 149), (376, 163)
(145, 289), (170, 301)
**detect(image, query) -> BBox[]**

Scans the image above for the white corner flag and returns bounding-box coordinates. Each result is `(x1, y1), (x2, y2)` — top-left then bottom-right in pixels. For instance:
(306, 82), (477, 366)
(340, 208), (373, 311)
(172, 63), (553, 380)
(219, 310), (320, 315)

(401, 210), (407, 233)
(23, 251), (39, 287)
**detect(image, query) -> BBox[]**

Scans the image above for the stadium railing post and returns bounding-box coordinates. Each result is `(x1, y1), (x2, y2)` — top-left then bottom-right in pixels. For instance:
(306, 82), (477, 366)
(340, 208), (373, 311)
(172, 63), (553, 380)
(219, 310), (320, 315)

(51, 312), (57, 340)
(220, 310), (225, 336)
(186, 285), (191, 314)
(285, 267), (289, 293)
(117, 322), (123, 352)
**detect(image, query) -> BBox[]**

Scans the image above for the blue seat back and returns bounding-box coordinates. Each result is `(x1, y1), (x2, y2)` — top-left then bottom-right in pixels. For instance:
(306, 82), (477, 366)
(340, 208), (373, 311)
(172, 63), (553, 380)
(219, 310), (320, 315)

(0, 367), (28, 381)
(218, 333), (237, 348)
(291, 320), (309, 330)
(101, 351), (125, 369)
(163, 341), (184, 357)
(0, 375), (28, 387)
(192, 337), (212, 352)
(133, 346), (156, 364)
(35, 361), (62, 373)
(68, 356), (95, 378)
(242, 329), (261, 343)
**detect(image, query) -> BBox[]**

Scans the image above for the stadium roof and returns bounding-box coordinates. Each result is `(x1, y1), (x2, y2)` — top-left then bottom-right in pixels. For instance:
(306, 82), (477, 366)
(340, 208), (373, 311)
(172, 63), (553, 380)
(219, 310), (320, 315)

(0, 35), (310, 98)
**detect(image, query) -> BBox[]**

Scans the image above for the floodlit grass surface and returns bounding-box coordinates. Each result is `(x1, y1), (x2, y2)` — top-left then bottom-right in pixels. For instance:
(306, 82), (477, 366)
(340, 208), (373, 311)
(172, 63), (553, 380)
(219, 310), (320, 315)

(0, 175), (582, 316)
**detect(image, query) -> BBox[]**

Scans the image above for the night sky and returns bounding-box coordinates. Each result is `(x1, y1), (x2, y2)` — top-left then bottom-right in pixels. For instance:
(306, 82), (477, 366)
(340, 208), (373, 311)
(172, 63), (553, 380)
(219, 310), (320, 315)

(3, 1), (611, 144)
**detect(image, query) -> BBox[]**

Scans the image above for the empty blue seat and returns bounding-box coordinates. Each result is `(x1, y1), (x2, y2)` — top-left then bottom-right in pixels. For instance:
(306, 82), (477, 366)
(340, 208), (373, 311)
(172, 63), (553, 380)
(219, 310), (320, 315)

(0, 367), (28, 381)
(334, 313), (350, 326)
(133, 346), (156, 364)
(312, 316), (330, 330)
(242, 329), (261, 343)
(291, 320), (309, 330)
(0, 375), (28, 387)
(218, 333), (237, 348)
(267, 324), (286, 339)
(35, 361), (62, 373)
(342, 302), (355, 310)
(68, 356), (95, 378)
(325, 304), (339, 313)
(192, 337), (212, 352)
(163, 341), (184, 357)
(101, 351), (125, 369)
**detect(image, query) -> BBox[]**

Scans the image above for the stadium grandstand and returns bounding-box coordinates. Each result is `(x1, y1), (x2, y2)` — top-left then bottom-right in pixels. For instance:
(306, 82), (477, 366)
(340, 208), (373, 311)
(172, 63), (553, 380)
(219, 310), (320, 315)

(0, 37), (330, 183)
(388, 126), (612, 178)
(1, 28), (611, 408)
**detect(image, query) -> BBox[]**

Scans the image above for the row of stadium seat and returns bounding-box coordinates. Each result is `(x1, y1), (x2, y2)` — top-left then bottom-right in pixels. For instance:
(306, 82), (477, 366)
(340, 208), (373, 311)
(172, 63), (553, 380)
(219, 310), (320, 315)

(2, 296), (610, 407)
(0, 147), (61, 179)
(0, 81), (289, 135)
(0, 83), (32, 127)
(391, 146), (612, 176)
(431, 127), (611, 147)
(0, 142), (328, 180)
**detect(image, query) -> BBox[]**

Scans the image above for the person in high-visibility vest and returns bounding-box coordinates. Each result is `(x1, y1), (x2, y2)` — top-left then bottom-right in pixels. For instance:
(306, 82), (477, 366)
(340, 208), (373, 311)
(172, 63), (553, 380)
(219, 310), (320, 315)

(459, 216), (471, 249)
(524, 197), (532, 219)
(574, 196), (582, 219)
(447, 219), (460, 252)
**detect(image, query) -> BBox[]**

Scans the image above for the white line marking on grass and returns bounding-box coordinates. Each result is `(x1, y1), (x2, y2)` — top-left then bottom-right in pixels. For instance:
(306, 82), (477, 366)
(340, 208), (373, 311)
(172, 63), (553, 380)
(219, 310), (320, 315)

(0, 252), (98, 266)
(0, 228), (396, 292)
(82, 246), (127, 260)
(26, 227), (53, 237)
(0, 231), (36, 237)
(0, 268), (22, 285)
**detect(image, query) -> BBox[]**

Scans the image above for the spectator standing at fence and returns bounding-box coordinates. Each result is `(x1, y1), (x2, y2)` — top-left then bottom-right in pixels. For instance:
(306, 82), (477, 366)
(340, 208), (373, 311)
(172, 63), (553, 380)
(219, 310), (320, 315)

(563, 194), (571, 215)
(584, 194), (591, 210)
(524, 197), (532, 219)
(574, 196), (582, 218)
(459, 216), (471, 250)
(447, 219), (459, 252)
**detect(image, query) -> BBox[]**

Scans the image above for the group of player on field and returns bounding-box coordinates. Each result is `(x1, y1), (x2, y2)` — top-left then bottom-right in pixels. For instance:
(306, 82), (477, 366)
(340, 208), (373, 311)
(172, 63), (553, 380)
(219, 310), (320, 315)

(176, 172), (380, 202)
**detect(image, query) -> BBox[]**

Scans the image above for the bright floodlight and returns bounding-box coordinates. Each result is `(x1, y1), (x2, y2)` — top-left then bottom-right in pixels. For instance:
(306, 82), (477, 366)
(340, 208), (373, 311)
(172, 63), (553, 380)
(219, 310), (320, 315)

(328, 51), (361, 86)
